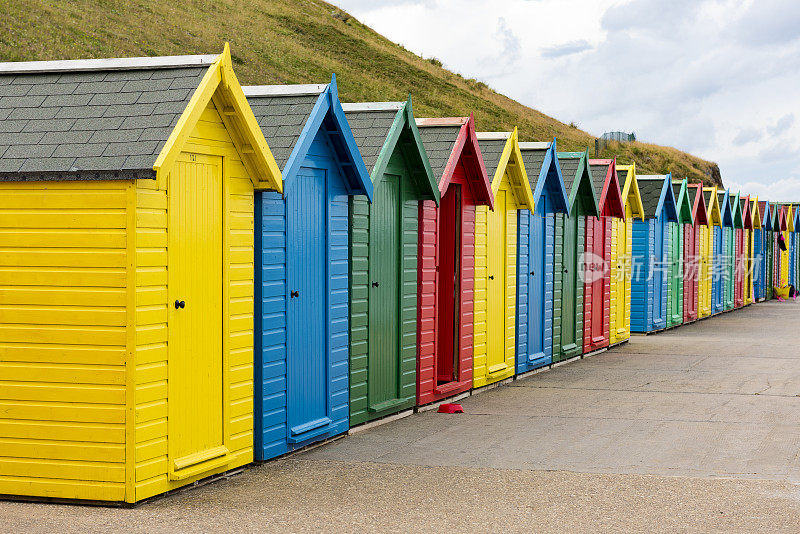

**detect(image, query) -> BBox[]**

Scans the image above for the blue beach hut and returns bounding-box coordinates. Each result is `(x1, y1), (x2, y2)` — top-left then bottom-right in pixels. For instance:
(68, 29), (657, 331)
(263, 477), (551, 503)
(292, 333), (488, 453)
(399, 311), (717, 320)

(516, 140), (570, 373)
(631, 174), (678, 333)
(245, 78), (373, 461)
(718, 189), (735, 311)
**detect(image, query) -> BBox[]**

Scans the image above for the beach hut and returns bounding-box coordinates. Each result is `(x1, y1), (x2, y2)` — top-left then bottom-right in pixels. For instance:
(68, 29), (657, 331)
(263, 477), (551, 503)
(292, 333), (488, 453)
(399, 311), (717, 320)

(552, 151), (599, 362)
(782, 204), (794, 287)
(515, 141), (570, 372)
(414, 116), (493, 406)
(741, 195), (754, 305)
(763, 201), (775, 300)
(731, 192), (746, 309)
(687, 183), (707, 322)
(584, 158), (625, 353)
(341, 100), (439, 425)
(717, 190), (735, 311)
(752, 199), (766, 301)
(669, 178), (693, 327)
(474, 130), (535, 387)
(789, 203), (800, 287)
(777, 205), (789, 287)
(246, 78), (373, 460)
(695, 185), (713, 318)
(702, 187), (721, 316)
(631, 174), (678, 333)
(610, 164), (645, 344)
(0, 48), (282, 503)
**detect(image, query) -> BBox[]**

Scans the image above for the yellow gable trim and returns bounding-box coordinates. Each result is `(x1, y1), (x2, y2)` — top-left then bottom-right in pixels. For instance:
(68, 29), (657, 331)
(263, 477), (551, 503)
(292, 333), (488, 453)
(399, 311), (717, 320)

(703, 186), (721, 226)
(153, 43), (282, 193)
(490, 128), (534, 211)
(618, 162), (645, 220)
(751, 197), (762, 229)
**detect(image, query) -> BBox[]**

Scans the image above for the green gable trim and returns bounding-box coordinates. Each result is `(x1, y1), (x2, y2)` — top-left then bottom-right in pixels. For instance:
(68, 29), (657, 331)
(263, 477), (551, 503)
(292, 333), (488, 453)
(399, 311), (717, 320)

(370, 97), (439, 205)
(731, 191), (743, 229)
(672, 179), (694, 225)
(557, 149), (600, 218)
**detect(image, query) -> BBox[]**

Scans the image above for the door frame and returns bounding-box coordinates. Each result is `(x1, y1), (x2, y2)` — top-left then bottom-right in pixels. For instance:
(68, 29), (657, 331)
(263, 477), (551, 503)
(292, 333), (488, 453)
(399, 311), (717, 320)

(167, 150), (232, 481)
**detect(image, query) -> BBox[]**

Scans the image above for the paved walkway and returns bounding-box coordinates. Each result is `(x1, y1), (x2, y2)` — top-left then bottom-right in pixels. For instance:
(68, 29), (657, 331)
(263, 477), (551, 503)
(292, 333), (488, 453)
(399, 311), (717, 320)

(3, 301), (800, 532)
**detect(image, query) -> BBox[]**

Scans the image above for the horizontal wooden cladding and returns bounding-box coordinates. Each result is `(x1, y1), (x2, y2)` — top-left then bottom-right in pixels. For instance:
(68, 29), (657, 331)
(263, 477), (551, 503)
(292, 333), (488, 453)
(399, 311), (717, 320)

(0, 476), (125, 502)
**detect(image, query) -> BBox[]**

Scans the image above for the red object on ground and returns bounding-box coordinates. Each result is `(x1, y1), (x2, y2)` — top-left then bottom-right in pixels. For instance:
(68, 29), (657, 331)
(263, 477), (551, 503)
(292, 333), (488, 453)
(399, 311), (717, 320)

(437, 403), (464, 414)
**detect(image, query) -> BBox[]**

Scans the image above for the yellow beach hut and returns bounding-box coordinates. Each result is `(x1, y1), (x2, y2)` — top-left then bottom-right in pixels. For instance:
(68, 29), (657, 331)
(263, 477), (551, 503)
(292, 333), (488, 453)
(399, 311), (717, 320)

(609, 163), (645, 346)
(700, 187), (722, 318)
(0, 46), (281, 503)
(746, 196), (761, 305)
(473, 129), (534, 387)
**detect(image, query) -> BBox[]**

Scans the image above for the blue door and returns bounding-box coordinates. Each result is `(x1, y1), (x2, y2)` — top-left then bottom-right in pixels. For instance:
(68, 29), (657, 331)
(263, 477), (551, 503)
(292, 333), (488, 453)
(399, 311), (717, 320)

(653, 219), (665, 329)
(713, 226), (723, 312)
(287, 167), (332, 443)
(527, 195), (547, 369)
(754, 229), (763, 299)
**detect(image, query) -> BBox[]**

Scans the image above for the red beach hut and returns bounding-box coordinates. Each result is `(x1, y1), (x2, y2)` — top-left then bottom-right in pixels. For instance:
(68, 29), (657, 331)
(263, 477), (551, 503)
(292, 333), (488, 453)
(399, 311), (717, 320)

(685, 183), (708, 323)
(415, 116), (494, 406)
(584, 158), (625, 353)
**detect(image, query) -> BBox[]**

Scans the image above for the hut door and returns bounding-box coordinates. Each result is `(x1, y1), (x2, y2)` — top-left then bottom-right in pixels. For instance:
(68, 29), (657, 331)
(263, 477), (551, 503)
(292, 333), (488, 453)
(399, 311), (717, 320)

(615, 210), (630, 336)
(653, 220), (665, 326)
(669, 223), (681, 324)
(560, 210), (578, 354)
(590, 216), (606, 343)
(368, 174), (402, 411)
(437, 184), (462, 384)
(486, 189), (508, 375)
(168, 153), (226, 478)
(713, 226), (723, 309)
(527, 197), (546, 360)
(287, 167), (332, 442)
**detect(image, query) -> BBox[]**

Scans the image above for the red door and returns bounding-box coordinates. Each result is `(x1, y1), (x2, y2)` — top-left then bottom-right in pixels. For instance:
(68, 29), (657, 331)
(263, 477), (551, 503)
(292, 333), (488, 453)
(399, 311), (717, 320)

(589, 217), (607, 348)
(436, 184), (461, 384)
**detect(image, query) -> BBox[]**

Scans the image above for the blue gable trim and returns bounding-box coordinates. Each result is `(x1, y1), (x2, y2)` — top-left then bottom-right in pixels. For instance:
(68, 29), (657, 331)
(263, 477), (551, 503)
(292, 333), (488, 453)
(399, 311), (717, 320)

(282, 74), (373, 202)
(532, 137), (570, 216)
(656, 173), (679, 222)
(720, 189), (734, 227)
(763, 201), (772, 229)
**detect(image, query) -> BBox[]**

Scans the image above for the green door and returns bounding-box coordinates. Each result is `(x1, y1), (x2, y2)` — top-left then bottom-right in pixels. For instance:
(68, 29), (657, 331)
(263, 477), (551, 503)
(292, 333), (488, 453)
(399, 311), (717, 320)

(557, 209), (579, 361)
(367, 173), (402, 413)
(668, 222), (682, 327)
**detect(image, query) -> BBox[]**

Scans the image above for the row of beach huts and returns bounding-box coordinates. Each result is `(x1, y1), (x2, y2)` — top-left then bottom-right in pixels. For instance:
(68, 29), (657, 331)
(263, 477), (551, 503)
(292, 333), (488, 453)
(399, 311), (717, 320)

(0, 47), (797, 504)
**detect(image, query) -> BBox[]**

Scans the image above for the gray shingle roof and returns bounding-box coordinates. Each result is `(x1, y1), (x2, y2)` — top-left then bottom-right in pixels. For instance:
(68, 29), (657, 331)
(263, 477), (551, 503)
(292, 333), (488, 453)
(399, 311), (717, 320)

(617, 168), (629, 185)
(519, 148), (546, 192)
(477, 138), (507, 178)
(717, 191), (727, 215)
(417, 124), (461, 181)
(342, 108), (399, 174)
(0, 65), (206, 179)
(638, 177), (665, 219)
(246, 93), (322, 170)
(672, 183), (683, 206)
(557, 155), (580, 196)
(589, 162), (609, 198)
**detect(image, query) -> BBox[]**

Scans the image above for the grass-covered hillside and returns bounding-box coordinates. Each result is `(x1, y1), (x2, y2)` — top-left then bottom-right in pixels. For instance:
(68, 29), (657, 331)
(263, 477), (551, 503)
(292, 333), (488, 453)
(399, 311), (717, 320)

(0, 0), (721, 185)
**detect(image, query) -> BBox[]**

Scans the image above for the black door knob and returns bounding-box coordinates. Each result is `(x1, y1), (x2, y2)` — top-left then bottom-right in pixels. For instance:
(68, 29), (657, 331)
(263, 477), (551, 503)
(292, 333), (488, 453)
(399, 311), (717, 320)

(290, 290), (299, 298)
(371, 281), (379, 288)
(488, 275), (494, 280)
(174, 300), (185, 309)
(530, 270), (535, 276)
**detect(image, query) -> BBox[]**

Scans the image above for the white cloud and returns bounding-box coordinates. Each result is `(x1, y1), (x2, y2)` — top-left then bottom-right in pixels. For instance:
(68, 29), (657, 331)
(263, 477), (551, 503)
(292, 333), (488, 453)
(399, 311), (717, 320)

(333, 0), (800, 203)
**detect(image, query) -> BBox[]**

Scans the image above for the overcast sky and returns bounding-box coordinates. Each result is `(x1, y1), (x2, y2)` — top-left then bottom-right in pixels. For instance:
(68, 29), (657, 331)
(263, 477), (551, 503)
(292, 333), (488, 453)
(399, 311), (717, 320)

(333, 0), (800, 202)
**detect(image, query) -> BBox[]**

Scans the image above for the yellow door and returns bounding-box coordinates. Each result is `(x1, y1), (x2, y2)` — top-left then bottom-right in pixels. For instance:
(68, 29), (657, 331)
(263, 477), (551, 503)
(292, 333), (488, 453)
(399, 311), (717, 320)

(610, 204), (632, 344)
(780, 231), (789, 286)
(745, 229), (753, 304)
(168, 152), (227, 479)
(699, 225), (711, 317)
(486, 188), (508, 375)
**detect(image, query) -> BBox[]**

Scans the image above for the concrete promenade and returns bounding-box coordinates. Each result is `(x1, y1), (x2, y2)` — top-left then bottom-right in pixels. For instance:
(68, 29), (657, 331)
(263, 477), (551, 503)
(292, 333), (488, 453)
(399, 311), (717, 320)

(3, 301), (800, 532)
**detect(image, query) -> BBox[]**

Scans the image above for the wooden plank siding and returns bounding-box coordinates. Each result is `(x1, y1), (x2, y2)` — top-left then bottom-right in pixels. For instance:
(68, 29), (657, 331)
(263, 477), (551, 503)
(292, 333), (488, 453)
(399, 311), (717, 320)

(0, 180), (130, 501)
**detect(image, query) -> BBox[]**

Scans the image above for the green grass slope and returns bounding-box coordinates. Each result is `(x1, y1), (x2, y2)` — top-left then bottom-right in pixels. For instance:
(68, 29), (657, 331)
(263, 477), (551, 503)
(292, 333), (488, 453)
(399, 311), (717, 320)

(0, 0), (721, 185)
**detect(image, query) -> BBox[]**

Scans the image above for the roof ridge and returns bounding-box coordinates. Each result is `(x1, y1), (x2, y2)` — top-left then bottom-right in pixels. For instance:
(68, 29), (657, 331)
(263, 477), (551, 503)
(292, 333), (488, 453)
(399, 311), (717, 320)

(415, 117), (468, 127)
(243, 84), (328, 97)
(0, 54), (218, 74)
(342, 102), (404, 112)
(476, 131), (512, 140)
(519, 142), (551, 150)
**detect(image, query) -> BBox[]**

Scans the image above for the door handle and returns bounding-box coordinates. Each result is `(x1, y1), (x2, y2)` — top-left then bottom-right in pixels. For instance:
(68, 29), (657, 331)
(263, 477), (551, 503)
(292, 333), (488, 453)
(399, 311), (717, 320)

(530, 270), (535, 276)
(174, 300), (185, 309)
(488, 275), (494, 280)
(371, 281), (380, 288)
(290, 291), (299, 298)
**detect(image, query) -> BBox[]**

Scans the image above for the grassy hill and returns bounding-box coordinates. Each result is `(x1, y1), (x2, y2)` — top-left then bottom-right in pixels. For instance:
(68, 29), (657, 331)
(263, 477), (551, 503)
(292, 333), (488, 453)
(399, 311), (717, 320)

(1, 0), (721, 185)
